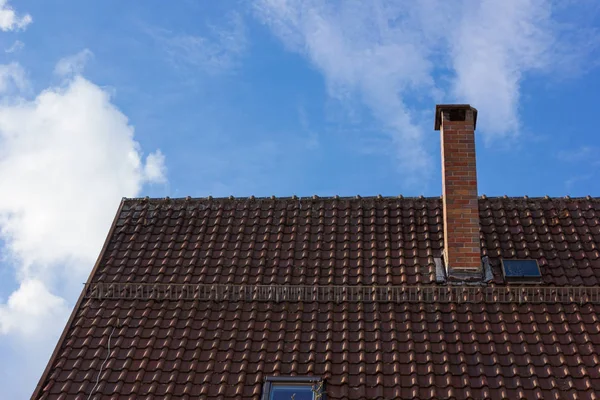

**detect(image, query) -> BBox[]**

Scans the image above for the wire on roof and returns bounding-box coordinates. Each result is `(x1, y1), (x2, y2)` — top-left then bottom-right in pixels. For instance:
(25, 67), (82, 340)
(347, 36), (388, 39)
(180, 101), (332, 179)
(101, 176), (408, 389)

(86, 320), (118, 400)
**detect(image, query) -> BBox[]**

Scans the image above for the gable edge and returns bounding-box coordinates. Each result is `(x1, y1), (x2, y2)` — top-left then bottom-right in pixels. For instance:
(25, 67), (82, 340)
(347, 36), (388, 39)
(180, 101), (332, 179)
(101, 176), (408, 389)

(30, 198), (126, 400)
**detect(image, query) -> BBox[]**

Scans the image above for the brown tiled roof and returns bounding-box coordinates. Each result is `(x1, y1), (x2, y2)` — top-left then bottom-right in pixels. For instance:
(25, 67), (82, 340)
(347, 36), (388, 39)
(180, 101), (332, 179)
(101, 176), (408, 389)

(33, 196), (600, 400)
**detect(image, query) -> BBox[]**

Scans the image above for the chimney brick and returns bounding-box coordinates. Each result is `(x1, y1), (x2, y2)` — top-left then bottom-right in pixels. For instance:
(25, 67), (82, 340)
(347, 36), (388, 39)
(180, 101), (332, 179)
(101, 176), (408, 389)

(435, 104), (482, 280)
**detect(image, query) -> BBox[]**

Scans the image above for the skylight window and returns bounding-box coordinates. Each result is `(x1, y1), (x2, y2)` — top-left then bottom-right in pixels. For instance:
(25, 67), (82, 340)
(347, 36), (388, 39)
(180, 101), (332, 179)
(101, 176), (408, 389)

(501, 259), (542, 283)
(262, 377), (324, 400)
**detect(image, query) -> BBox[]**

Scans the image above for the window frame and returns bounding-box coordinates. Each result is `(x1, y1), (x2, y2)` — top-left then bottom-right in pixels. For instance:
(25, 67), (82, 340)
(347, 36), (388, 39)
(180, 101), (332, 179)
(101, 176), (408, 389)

(261, 376), (325, 400)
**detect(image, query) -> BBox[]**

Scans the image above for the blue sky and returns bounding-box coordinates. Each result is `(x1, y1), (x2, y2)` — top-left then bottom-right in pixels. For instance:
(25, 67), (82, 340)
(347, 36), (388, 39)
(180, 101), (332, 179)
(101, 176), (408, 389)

(0, 1), (599, 398)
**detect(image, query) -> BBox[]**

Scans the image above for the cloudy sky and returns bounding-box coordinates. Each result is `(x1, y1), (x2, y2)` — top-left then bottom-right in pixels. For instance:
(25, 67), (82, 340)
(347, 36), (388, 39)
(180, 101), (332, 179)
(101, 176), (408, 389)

(0, 1), (599, 398)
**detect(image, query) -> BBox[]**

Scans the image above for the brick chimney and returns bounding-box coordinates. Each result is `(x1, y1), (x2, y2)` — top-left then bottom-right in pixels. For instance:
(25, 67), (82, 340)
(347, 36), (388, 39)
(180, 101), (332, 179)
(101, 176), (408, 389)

(434, 104), (482, 281)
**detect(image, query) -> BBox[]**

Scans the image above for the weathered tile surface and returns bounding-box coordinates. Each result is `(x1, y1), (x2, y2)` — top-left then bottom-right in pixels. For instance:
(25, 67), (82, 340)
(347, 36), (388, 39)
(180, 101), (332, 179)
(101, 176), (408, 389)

(34, 196), (600, 399)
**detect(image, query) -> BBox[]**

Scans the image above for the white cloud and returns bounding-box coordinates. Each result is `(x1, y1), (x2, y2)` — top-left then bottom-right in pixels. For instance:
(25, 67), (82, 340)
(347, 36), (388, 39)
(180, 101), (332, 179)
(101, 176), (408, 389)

(0, 55), (167, 397)
(0, 0), (32, 31)
(5, 39), (24, 53)
(565, 173), (594, 190)
(0, 279), (69, 337)
(254, 0), (598, 173)
(448, 1), (554, 139)
(254, 1), (435, 182)
(0, 62), (28, 93)
(0, 73), (166, 280)
(144, 149), (167, 183)
(558, 145), (600, 190)
(558, 146), (600, 163)
(153, 12), (247, 74)
(298, 104), (319, 149)
(54, 49), (94, 77)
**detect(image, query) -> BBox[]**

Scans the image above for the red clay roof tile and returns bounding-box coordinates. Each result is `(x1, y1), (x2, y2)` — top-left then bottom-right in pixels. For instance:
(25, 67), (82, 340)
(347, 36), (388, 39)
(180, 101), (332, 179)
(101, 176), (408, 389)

(33, 196), (600, 399)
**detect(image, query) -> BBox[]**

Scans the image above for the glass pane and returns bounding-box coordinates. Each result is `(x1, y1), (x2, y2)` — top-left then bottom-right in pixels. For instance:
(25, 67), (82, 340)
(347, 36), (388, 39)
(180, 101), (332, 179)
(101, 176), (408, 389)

(269, 384), (314, 400)
(502, 259), (541, 278)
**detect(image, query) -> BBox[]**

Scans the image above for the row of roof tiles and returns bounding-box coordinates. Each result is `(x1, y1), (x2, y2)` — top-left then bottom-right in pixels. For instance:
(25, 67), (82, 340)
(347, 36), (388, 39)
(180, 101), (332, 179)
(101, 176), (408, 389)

(40, 300), (600, 400)
(95, 197), (600, 286)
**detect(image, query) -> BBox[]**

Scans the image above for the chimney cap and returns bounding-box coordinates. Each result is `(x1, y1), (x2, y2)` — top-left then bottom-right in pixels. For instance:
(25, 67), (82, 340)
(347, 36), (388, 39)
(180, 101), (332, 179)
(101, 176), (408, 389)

(434, 104), (478, 131)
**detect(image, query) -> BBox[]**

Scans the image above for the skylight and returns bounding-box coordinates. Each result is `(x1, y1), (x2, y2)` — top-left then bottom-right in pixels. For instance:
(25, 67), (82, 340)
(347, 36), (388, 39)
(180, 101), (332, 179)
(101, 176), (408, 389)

(501, 259), (542, 283)
(262, 377), (324, 400)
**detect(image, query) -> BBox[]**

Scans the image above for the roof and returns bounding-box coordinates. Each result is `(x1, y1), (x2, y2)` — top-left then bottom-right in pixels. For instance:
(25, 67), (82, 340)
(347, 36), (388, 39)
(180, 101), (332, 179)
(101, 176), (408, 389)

(33, 196), (600, 399)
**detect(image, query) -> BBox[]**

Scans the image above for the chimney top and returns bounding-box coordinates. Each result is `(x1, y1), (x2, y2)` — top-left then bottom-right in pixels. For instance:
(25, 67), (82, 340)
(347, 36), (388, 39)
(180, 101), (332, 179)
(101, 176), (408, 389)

(434, 104), (478, 131)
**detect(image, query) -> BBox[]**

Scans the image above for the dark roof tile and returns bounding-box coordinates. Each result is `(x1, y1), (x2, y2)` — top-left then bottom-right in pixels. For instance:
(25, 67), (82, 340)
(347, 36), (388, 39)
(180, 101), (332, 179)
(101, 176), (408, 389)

(34, 196), (600, 400)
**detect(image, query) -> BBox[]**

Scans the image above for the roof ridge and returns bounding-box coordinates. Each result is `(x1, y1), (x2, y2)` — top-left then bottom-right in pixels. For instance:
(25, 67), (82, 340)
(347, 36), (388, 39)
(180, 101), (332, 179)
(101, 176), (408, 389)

(123, 195), (440, 202)
(122, 195), (600, 203)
